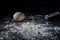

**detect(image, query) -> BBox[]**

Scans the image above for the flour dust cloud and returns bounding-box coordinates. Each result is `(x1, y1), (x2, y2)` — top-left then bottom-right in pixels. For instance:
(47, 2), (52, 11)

(0, 15), (60, 40)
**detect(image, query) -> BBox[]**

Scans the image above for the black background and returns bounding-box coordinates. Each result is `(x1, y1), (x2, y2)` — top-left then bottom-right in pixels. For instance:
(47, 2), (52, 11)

(0, 1), (60, 40)
(0, 0), (60, 19)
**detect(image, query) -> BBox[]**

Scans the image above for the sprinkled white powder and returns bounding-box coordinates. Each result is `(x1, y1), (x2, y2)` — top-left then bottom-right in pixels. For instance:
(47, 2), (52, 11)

(0, 15), (60, 40)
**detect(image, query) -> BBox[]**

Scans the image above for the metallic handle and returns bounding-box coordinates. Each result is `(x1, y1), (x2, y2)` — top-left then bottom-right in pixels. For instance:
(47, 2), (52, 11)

(45, 12), (60, 20)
